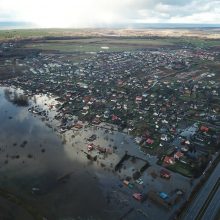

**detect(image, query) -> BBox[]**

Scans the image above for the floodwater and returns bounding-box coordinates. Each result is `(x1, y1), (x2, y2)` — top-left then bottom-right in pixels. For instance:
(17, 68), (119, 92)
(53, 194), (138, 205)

(0, 87), (116, 220)
(0, 86), (192, 220)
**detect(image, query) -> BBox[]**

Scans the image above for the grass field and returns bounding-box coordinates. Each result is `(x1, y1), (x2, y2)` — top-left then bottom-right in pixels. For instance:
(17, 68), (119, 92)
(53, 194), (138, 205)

(25, 42), (142, 52)
(168, 161), (194, 177)
(23, 38), (175, 53)
(23, 37), (220, 53)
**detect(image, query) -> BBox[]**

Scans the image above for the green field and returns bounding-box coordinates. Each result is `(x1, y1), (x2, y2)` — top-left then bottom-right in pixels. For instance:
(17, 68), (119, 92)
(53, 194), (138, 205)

(25, 42), (142, 52)
(24, 37), (220, 53)
(24, 38), (174, 53)
(168, 161), (194, 177)
(0, 28), (81, 40)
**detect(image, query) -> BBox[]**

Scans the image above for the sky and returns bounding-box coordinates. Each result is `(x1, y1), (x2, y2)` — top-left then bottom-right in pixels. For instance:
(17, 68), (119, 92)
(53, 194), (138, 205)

(0, 0), (220, 28)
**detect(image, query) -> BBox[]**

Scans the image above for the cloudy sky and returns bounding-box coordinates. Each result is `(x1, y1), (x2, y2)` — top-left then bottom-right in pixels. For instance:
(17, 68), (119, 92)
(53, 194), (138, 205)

(0, 0), (220, 27)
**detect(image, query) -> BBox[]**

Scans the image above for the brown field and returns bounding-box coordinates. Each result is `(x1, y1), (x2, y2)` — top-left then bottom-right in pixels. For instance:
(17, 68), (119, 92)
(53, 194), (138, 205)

(1, 28), (220, 41)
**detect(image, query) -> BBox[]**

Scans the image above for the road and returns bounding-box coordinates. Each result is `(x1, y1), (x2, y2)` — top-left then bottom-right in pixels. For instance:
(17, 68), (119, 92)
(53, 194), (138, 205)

(201, 184), (220, 220)
(182, 161), (220, 220)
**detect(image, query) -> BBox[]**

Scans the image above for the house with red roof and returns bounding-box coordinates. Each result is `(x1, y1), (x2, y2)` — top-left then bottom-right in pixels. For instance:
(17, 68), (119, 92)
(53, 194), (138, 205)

(135, 96), (142, 102)
(174, 151), (184, 160)
(163, 156), (175, 165)
(200, 126), (209, 132)
(112, 114), (120, 121)
(146, 138), (154, 145)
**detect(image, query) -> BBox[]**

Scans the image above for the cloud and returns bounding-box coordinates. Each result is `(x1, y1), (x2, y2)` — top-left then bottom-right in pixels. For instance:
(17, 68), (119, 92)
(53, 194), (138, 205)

(0, 0), (219, 27)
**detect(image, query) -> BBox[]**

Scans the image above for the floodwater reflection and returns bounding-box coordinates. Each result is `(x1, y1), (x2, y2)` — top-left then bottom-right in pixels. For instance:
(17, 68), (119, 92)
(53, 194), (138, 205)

(0, 87), (114, 220)
(4, 88), (29, 106)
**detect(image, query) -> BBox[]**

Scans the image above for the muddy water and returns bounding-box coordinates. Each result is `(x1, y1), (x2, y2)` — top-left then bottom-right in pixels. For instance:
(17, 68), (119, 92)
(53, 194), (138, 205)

(0, 87), (117, 220)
